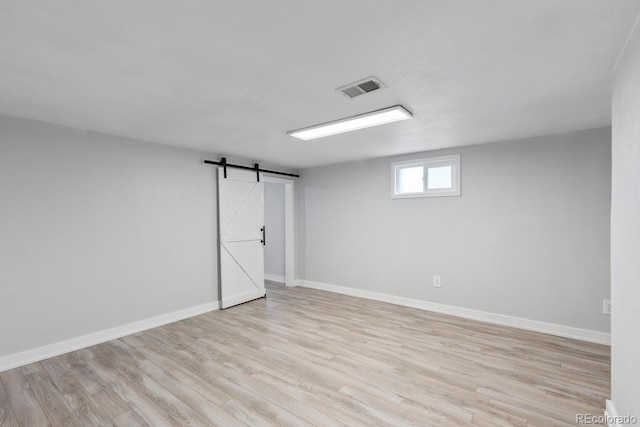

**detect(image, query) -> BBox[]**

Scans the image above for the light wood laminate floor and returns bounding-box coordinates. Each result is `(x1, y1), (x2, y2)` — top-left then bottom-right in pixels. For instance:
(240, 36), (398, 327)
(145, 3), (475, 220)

(1, 281), (610, 426)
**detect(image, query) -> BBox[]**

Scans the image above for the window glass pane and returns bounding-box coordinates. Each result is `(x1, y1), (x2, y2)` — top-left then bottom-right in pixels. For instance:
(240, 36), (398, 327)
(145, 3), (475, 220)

(427, 166), (452, 189)
(397, 166), (423, 194)
(391, 154), (460, 198)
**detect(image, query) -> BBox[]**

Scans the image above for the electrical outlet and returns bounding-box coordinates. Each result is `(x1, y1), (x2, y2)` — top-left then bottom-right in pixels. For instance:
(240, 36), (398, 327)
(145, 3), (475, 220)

(433, 276), (441, 288)
(603, 299), (611, 315)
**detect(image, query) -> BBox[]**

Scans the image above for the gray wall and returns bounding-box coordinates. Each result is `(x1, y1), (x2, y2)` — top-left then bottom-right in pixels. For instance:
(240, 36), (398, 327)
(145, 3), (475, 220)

(611, 19), (640, 418)
(264, 182), (286, 280)
(297, 127), (611, 332)
(0, 115), (217, 358)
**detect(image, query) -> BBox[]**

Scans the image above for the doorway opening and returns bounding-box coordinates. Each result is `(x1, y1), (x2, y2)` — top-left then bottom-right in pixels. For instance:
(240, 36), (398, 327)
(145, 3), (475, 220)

(263, 175), (295, 287)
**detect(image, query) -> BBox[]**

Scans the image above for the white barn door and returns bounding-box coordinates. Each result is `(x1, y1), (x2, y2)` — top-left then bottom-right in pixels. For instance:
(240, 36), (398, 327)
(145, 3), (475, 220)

(218, 168), (265, 308)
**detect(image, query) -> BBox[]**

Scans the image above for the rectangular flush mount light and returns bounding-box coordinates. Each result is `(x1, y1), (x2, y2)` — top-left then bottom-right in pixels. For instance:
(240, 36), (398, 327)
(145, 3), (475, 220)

(287, 105), (413, 141)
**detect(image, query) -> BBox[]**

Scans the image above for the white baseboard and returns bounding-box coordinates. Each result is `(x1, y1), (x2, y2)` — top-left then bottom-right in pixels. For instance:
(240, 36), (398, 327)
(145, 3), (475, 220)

(603, 400), (637, 427)
(605, 400), (619, 427)
(0, 301), (219, 373)
(299, 280), (611, 345)
(265, 273), (286, 283)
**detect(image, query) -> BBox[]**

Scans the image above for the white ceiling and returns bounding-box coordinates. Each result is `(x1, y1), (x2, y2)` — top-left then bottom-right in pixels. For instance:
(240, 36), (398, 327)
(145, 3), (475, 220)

(1, 1), (639, 169)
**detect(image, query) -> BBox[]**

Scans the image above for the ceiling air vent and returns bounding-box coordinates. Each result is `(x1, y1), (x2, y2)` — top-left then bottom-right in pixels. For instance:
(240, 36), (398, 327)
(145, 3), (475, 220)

(336, 76), (386, 99)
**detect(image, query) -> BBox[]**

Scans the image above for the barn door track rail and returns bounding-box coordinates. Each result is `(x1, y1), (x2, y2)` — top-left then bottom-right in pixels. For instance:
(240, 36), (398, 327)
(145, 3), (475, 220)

(203, 157), (299, 181)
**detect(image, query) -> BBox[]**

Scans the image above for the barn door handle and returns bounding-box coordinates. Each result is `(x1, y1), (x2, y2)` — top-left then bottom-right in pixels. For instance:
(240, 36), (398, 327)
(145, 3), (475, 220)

(260, 226), (266, 246)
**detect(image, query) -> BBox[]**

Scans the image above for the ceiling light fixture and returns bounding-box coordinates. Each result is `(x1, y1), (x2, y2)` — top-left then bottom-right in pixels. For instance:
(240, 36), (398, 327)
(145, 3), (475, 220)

(287, 105), (413, 141)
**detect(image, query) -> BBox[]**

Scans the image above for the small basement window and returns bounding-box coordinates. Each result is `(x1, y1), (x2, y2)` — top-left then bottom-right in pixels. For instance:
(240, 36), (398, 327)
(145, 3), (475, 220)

(391, 154), (460, 198)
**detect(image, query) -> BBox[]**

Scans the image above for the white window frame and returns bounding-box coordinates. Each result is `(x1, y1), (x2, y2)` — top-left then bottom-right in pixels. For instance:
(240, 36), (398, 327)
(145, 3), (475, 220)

(391, 154), (461, 198)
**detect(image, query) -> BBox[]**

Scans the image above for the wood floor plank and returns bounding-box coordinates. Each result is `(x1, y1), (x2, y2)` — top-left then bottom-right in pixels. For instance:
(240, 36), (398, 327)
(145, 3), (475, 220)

(113, 410), (151, 427)
(21, 366), (83, 427)
(93, 341), (214, 427)
(0, 281), (610, 426)
(128, 335), (235, 407)
(250, 371), (375, 427)
(40, 356), (115, 427)
(0, 375), (21, 427)
(64, 352), (139, 422)
(108, 379), (179, 427)
(1, 368), (49, 427)
(134, 357), (246, 427)
(132, 333), (284, 426)
(79, 346), (179, 426)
